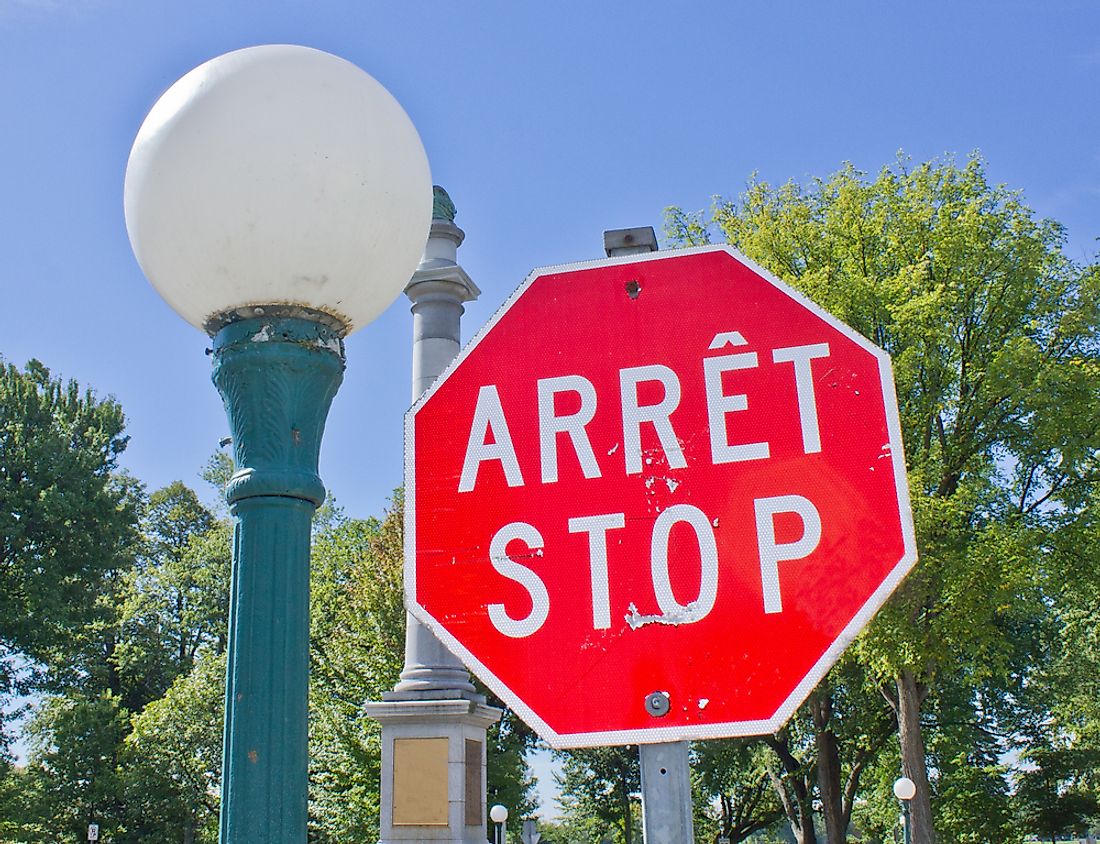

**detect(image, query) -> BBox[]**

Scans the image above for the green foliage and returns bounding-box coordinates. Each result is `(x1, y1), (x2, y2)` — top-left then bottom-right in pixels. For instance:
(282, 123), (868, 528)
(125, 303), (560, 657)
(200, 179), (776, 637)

(200, 450), (233, 504)
(308, 504), (394, 842)
(0, 760), (51, 843)
(1015, 747), (1100, 843)
(3, 476), (534, 842)
(125, 651), (224, 844)
(692, 739), (782, 842)
(555, 746), (640, 844)
(0, 359), (136, 708)
(926, 682), (1017, 844)
(537, 813), (609, 843)
(118, 484), (227, 710)
(485, 699), (538, 825)
(24, 690), (130, 842)
(667, 153), (1100, 842)
(307, 490), (538, 840)
(123, 652), (225, 844)
(0, 470), (228, 843)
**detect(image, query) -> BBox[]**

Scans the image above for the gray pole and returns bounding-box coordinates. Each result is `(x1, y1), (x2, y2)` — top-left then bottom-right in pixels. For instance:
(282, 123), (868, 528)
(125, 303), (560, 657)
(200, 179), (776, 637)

(603, 226), (696, 844)
(364, 188), (501, 844)
(639, 741), (695, 843)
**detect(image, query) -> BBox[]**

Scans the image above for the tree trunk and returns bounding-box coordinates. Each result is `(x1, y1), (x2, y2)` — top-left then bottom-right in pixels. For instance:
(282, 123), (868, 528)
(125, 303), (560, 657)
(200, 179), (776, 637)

(811, 692), (846, 844)
(897, 670), (935, 844)
(620, 776), (633, 844)
(794, 794), (817, 844)
(764, 733), (817, 844)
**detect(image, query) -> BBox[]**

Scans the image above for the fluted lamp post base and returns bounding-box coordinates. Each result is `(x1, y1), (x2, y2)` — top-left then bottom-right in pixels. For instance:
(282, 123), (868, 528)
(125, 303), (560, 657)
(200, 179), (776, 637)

(213, 314), (345, 843)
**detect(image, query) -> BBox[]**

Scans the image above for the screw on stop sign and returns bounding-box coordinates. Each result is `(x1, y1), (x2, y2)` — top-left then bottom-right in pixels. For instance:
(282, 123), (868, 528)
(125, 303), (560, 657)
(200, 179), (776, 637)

(645, 692), (670, 717)
(406, 246), (916, 747)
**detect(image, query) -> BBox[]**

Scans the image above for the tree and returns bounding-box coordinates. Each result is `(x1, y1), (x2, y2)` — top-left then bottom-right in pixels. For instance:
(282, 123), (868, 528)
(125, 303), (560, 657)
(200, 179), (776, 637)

(308, 506), (396, 842)
(22, 690), (130, 842)
(1015, 747), (1100, 844)
(123, 653), (225, 844)
(925, 678), (1017, 843)
(667, 153), (1100, 843)
(307, 489), (537, 841)
(1021, 486), (1100, 822)
(485, 698), (538, 828)
(771, 659), (896, 844)
(3, 472), (229, 843)
(692, 739), (783, 842)
(0, 360), (136, 718)
(118, 486), (228, 709)
(555, 746), (640, 844)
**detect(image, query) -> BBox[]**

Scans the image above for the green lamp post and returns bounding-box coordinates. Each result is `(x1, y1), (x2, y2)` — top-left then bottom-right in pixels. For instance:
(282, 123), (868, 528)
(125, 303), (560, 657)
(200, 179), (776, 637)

(894, 776), (916, 844)
(123, 45), (433, 842)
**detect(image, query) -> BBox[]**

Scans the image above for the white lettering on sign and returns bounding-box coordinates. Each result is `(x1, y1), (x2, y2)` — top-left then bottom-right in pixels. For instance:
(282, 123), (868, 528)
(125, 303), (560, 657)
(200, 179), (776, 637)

(568, 513), (625, 630)
(754, 495), (822, 614)
(459, 385), (524, 492)
(487, 522), (550, 638)
(650, 504), (719, 623)
(772, 343), (830, 454)
(709, 330), (749, 349)
(703, 350), (770, 464)
(539, 375), (601, 483)
(620, 364), (686, 474)
(489, 496), (823, 636)
(455, 334), (832, 493)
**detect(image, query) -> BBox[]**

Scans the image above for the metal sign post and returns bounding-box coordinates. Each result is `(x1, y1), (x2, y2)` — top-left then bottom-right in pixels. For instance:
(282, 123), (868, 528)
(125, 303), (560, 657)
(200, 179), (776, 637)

(602, 230), (696, 844)
(639, 739), (695, 843)
(521, 818), (542, 844)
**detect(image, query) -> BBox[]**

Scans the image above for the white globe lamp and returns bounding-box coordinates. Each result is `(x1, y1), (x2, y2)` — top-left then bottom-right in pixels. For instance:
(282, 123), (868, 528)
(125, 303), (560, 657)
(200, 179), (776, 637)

(893, 776), (916, 801)
(125, 43), (431, 335)
(894, 775), (916, 844)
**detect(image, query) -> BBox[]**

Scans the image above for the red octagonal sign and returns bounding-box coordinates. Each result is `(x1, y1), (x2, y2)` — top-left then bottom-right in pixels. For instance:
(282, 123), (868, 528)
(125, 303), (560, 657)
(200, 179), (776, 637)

(405, 246), (916, 748)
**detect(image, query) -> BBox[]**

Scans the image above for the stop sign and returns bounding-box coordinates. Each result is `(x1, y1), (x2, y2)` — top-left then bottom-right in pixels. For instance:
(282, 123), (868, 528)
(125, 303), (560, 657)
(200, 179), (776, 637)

(405, 246), (915, 748)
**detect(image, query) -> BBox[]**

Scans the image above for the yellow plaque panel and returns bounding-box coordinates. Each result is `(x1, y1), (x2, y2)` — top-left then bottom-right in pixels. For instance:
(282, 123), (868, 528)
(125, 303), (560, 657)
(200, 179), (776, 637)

(393, 737), (449, 826)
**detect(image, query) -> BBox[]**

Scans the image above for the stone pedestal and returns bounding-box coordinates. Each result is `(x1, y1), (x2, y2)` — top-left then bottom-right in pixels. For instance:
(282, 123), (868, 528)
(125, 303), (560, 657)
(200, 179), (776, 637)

(363, 697), (501, 844)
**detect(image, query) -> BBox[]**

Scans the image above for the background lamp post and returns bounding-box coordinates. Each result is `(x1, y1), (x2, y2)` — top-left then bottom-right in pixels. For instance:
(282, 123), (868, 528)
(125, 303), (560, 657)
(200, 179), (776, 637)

(489, 804), (508, 844)
(893, 776), (917, 844)
(124, 44), (432, 843)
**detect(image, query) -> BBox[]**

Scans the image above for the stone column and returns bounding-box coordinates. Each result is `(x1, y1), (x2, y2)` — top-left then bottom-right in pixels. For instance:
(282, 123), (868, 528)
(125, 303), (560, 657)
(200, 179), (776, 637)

(364, 188), (501, 844)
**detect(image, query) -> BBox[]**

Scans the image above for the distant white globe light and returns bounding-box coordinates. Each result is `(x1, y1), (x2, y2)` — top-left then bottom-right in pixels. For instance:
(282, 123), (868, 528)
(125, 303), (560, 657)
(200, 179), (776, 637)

(893, 776), (916, 801)
(124, 44), (432, 335)
(489, 804), (508, 824)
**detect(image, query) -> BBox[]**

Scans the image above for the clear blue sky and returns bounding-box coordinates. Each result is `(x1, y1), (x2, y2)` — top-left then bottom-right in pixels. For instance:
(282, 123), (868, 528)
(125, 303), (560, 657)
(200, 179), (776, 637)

(2, 0), (1097, 520)
(2, 0), (1099, 815)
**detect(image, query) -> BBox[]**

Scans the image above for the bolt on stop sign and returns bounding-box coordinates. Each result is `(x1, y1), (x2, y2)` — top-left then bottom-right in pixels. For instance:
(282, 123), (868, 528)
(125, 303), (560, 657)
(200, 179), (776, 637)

(406, 245), (916, 748)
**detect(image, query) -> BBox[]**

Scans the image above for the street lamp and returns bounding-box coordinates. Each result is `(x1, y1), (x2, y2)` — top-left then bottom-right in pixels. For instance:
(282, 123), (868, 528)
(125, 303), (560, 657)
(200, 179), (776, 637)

(893, 776), (917, 844)
(124, 44), (432, 843)
(489, 804), (508, 844)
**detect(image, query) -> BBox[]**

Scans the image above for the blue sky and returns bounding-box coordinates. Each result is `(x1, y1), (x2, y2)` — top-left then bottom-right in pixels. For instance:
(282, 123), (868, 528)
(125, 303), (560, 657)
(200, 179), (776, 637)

(2, 1), (1098, 522)
(2, 0), (1099, 817)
